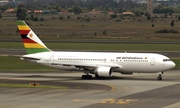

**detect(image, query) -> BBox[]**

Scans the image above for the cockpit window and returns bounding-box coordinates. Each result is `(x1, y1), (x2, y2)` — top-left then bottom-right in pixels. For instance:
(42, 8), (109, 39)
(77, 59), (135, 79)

(163, 59), (171, 62)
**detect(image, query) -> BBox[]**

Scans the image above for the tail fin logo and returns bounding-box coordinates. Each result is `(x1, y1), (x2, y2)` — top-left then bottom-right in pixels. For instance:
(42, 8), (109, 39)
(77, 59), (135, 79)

(29, 33), (33, 38)
(17, 20), (51, 54)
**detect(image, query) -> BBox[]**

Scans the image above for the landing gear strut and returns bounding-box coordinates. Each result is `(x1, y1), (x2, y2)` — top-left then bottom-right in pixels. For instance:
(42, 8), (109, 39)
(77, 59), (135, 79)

(95, 74), (100, 79)
(157, 72), (163, 80)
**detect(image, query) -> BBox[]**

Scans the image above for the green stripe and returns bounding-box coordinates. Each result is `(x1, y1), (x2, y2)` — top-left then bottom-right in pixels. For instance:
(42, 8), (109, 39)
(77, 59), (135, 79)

(17, 20), (26, 26)
(26, 48), (50, 54)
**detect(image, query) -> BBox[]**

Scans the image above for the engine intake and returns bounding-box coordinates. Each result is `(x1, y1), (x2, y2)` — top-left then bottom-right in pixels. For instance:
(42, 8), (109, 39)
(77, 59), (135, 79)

(95, 66), (113, 77)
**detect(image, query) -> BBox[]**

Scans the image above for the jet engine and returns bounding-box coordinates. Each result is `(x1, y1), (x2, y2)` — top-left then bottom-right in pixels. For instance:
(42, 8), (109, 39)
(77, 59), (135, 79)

(95, 66), (113, 77)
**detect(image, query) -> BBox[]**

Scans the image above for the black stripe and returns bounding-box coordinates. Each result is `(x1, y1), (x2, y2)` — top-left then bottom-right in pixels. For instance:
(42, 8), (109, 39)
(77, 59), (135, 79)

(21, 34), (28, 39)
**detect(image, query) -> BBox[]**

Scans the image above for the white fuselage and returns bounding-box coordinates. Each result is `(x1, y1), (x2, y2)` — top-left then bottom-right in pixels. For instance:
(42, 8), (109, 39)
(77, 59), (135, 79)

(21, 51), (175, 74)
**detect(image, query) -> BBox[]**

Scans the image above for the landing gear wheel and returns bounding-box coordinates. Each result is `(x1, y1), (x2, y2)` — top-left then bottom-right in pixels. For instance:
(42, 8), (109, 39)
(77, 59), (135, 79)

(157, 76), (162, 80)
(82, 75), (86, 79)
(81, 75), (92, 79)
(87, 75), (92, 79)
(157, 73), (163, 80)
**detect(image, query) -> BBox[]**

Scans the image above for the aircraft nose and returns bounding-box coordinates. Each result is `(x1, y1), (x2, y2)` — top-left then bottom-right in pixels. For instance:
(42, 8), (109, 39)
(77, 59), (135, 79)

(168, 61), (176, 69)
(172, 62), (176, 68)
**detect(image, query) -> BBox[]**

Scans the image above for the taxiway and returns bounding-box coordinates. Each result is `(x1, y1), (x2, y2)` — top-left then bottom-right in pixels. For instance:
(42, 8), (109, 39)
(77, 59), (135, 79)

(0, 70), (180, 108)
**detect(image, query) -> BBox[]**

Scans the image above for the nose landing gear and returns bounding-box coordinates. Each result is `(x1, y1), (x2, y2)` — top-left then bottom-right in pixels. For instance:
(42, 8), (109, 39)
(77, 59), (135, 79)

(157, 72), (163, 80)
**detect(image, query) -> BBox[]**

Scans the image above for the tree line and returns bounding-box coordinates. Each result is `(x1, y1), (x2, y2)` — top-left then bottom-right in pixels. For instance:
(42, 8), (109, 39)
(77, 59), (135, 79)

(1, 0), (142, 13)
(1, 0), (180, 14)
(2, 0), (180, 20)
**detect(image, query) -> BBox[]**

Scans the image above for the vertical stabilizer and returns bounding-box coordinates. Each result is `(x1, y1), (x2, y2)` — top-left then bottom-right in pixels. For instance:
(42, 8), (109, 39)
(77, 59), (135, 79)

(17, 20), (51, 54)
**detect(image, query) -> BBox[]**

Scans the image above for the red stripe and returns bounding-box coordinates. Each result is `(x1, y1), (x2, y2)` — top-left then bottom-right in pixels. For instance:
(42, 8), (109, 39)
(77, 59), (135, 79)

(20, 30), (30, 35)
(22, 39), (36, 43)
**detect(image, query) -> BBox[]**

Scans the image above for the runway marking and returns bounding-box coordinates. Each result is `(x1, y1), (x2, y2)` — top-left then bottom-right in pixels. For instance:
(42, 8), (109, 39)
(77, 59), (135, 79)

(100, 99), (138, 104)
(110, 85), (115, 91)
(101, 99), (116, 104)
(73, 98), (138, 105)
(101, 84), (115, 91)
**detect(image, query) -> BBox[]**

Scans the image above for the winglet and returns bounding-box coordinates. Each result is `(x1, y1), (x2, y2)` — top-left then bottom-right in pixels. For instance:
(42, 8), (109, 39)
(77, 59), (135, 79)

(17, 20), (51, 54)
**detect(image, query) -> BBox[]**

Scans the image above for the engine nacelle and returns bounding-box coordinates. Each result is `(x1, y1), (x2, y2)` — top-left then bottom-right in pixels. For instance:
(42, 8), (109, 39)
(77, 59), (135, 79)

(95, 66), (113, 77)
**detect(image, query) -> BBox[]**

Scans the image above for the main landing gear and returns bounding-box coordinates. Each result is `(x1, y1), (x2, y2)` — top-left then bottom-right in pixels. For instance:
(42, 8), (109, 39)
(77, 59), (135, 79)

(81, 74), (103, 79)
(157, 72), (163, 80)
(81, 74), (92, 79)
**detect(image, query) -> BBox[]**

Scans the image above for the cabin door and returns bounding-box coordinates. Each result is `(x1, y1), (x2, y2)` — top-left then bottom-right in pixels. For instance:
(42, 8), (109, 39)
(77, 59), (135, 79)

(104, 58), (106, 63)
(50, 55), (54, 62)
(150, 58), (155, 66)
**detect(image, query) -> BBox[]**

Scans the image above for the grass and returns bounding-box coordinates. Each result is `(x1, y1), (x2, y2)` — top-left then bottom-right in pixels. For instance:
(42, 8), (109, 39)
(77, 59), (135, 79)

(1, 16), (180, 41)
(0, 56), (56, 71)
(0, 56), (180, 71)
(171, 59), (180, 69)
(1, 42), (180, 51)
(0, 83), (67, 89)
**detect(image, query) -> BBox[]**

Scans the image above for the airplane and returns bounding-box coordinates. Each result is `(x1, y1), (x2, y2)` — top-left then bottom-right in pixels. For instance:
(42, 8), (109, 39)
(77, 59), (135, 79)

(16, 20), (175, 80)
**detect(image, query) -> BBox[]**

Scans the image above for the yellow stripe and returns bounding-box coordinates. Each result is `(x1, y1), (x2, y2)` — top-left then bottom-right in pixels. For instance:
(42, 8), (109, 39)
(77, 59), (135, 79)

(18, 25), (30, 30)
(24, 43), (45, 48)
